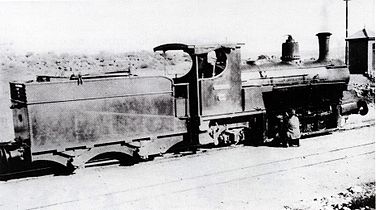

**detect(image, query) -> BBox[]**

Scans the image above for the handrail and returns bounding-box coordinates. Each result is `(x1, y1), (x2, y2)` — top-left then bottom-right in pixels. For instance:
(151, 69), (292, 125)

(245, 73), (309, 81)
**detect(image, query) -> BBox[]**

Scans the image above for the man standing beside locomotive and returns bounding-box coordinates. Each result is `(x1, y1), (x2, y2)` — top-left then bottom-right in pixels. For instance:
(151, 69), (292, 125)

(284, 109), (301, 147)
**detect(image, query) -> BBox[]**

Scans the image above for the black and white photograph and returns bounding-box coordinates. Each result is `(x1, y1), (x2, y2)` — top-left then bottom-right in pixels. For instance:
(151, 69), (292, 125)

(0, 0), (374, 209)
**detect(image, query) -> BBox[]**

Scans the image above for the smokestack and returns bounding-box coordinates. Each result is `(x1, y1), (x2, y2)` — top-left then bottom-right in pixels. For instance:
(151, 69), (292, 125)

(316, 32), (332, 62)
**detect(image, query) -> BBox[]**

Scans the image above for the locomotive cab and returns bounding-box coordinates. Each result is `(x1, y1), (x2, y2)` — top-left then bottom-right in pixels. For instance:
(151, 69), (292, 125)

(154, 43), (246, 118)
(155, 43), (266, 146)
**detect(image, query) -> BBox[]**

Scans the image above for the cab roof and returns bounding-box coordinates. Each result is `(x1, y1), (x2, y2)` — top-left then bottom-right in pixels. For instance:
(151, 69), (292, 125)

(153, 43), (244, 55)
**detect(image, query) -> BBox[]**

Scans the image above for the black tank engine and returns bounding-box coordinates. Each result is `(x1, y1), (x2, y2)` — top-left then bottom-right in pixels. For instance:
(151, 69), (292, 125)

(0, 32), (367, 175)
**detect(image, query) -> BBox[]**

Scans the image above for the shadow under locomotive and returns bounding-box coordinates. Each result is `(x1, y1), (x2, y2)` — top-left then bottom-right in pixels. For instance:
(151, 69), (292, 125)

(0, 32), (368, 179)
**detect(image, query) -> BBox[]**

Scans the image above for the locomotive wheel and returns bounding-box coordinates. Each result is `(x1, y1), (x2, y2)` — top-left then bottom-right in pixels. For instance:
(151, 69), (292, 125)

(209, 123), (246, 146)
(210, 125), (225, 146)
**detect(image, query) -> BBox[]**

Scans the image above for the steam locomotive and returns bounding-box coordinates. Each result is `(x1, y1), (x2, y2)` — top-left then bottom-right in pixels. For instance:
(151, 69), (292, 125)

(0, 32), (367, 175)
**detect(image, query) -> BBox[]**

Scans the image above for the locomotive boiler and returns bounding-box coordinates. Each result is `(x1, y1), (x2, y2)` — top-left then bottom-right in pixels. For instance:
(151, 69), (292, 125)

(0, 32), (367, 175)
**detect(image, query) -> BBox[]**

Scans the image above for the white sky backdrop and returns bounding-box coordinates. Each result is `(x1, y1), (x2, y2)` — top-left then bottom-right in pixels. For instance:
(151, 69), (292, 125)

(0, 0), (374, 58)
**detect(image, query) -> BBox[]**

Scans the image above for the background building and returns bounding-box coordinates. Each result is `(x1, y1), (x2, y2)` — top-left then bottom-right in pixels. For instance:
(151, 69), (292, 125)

(346, 28), (375, 78)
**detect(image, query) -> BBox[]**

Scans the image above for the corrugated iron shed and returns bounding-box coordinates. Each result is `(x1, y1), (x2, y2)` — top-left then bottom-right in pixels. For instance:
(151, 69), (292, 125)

(346, 28), (375, 40)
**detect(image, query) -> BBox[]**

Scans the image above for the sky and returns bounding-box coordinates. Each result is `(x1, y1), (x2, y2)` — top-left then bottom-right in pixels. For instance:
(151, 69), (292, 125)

(0, 0), (374, 58)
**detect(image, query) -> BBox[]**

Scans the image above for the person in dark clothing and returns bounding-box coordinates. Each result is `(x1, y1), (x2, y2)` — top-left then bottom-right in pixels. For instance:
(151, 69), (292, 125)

(279, 112), (289, 147)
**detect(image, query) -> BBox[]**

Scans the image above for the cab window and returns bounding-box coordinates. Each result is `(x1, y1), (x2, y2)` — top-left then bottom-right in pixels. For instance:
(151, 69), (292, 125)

(198, 49), (227, 79)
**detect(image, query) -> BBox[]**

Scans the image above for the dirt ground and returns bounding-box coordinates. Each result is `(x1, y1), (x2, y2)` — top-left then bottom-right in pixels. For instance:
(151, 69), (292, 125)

(0, 125), (374, 210)
(290, 182), (375, 210)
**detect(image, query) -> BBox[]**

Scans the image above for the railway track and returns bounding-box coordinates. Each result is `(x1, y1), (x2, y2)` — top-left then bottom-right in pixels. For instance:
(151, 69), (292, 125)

(0, 124), (374, 210)
(60, 142), (376, 209)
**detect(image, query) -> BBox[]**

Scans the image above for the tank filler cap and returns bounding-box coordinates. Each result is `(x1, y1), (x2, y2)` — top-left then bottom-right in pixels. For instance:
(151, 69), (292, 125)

(286, 35), (294, 42)
(281, 35), (300, 62)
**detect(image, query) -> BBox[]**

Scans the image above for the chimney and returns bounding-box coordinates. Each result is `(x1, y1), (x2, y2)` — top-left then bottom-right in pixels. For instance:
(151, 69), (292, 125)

(316, 32), (332, 62)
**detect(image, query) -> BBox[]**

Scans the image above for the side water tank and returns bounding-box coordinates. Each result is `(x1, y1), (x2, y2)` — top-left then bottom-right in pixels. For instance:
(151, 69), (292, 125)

(281, 35), (300, 62)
